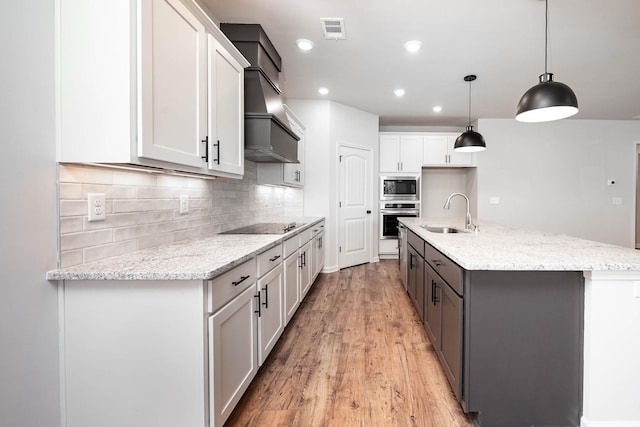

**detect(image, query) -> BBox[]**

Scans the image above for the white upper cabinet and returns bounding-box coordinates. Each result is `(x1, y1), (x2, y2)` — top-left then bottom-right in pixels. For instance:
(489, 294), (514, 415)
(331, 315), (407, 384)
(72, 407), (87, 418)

(379, 134), (422, 173)
(57, 0), (249, 177)
(423, 134), (476, 167)
(207, 34), (245, 177)
(138, 0), (207, 168)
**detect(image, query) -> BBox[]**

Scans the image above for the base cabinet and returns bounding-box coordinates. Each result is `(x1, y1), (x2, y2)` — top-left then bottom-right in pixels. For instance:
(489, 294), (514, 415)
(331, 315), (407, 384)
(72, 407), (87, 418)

(402, 225), (584, 427)
(299, 240), (312, 298)
(284, 251), (300, 324)
(210, 284), (258, 427)
(256, 264), (284, 365)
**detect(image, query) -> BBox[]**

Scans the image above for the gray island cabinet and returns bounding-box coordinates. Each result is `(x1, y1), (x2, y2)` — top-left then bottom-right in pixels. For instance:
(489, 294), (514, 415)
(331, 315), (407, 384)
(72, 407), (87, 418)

(399, 218), (640, 427)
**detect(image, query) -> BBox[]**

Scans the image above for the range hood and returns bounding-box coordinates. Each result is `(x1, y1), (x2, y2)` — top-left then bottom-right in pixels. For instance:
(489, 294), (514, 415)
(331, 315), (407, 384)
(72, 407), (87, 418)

(221, 23), (299, 163)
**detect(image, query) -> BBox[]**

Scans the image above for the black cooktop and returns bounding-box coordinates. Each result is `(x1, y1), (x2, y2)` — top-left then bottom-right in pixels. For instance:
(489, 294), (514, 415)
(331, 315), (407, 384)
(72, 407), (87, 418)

(221, 222), (304, 235)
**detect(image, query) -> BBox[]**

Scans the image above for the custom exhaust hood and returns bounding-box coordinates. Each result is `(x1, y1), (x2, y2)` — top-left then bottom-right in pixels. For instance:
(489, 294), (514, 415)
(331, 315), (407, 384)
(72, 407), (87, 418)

(220, 23), (299, 163)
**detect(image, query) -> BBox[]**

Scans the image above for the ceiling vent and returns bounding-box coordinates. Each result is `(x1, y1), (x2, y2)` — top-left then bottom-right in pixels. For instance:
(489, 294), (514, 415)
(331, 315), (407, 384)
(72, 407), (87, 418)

(321, 18), (346, 39)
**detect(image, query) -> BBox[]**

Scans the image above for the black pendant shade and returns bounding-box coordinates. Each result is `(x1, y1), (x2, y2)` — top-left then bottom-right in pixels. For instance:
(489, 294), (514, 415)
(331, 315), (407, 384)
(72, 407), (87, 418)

(516, 73), (578, 122)
(515, 0), (578, 122)
(454, 74), (486, 152)
(454, 125), (486, 152)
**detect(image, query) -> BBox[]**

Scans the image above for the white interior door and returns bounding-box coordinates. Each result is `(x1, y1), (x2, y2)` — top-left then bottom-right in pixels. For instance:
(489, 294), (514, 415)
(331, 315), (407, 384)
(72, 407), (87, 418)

(338, 145), (372, 269)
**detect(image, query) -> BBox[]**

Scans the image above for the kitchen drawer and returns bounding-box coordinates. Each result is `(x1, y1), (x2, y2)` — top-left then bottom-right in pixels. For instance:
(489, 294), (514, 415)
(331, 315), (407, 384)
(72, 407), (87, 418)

(310, 221), (325, 237)
(407, 230), (425, 258)
(283, 235), (299, 258)
(209, 259), (256, 314)
(297, 227), (312, 246)
(424, 243), (463, 295)
(257, 243), (283, 277)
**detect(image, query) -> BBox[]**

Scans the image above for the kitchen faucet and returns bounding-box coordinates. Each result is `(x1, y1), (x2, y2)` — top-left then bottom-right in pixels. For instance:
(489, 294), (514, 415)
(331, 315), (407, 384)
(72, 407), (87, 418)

(443, 193), (473, 230)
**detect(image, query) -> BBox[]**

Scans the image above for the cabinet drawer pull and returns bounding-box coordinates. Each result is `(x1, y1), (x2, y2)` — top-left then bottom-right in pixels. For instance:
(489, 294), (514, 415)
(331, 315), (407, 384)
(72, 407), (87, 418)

(269, 255), (281, 262)
(232, 275), (250, 287)
(432, 259), (442, 267)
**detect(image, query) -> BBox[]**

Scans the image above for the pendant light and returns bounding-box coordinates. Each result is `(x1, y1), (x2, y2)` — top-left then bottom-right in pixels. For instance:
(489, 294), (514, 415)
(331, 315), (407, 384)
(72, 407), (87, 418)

(516, 0), (578, 122)
(454, 75), (486, 152)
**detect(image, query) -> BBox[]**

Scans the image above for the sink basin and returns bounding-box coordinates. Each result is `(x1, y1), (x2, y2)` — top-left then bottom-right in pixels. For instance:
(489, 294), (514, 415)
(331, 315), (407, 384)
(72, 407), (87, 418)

(423, 225), (467, 234)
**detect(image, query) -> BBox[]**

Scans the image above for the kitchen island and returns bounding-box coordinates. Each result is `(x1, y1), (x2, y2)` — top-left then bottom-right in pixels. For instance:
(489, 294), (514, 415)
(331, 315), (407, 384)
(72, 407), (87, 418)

(399, 217), (640, 427)
(48, 218), (325, 427)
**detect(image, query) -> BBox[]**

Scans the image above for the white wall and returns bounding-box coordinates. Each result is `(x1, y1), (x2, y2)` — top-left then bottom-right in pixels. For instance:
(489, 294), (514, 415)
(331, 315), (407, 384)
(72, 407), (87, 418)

(288, 100), (379, 270)
(477, 119), (640, 248)
(421, 168), (478, 222)
(0, 1), (61, 426)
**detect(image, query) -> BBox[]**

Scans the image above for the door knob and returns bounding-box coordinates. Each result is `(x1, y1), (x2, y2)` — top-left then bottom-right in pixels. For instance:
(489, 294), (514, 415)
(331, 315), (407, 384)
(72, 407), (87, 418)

(366, 210), (371, 214)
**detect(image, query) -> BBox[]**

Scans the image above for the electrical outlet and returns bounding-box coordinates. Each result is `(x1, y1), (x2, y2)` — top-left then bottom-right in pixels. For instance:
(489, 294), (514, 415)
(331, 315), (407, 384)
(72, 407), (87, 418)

(88, 193), (106, 222)
(179, 194), (189, 214)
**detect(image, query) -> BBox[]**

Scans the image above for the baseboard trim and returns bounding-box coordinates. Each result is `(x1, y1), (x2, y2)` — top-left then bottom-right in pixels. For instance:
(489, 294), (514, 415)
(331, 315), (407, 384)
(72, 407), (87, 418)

(581, 416), (640, 427)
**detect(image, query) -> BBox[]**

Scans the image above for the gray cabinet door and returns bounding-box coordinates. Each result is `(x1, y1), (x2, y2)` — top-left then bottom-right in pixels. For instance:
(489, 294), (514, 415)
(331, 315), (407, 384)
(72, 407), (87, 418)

(424, 263), (441, 351)
(439, 280), (463, 401)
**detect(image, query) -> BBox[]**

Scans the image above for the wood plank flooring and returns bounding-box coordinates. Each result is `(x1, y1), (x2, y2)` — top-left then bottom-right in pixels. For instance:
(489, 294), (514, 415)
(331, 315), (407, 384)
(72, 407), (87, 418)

(225, 260), (474, 427)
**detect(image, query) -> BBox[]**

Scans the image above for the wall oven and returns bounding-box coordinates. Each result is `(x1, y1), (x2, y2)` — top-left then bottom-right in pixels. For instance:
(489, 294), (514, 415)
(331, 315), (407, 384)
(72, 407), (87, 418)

(380, 176), (420, 201)
(380, 202), (420, 239)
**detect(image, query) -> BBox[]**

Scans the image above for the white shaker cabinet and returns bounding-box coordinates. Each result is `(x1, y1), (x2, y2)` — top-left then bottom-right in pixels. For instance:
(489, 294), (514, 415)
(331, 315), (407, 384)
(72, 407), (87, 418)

(138, 0), (207, 168)
(57, 0), (249, 177)
(422, 134), (475, 167)
(283, 236), (301, 325)
(379, 134), (423, 173)
(256, 245), (285, 365)
(206, 34), (245, 176)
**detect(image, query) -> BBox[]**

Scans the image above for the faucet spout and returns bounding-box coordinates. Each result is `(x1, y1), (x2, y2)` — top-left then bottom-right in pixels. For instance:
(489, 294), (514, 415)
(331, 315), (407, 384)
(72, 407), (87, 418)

(443, 193), (473, 230)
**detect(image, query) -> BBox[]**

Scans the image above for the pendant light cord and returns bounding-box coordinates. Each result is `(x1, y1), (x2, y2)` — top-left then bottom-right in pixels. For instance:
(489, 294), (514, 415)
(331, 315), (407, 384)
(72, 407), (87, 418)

(544, 0), (549, 75)
(467, 80), (472, 126)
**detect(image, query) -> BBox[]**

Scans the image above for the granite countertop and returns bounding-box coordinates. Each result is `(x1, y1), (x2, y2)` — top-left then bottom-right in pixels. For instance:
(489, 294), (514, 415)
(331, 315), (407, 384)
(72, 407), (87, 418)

(400, 217), (640, 271)
(47, 217), (324, 281)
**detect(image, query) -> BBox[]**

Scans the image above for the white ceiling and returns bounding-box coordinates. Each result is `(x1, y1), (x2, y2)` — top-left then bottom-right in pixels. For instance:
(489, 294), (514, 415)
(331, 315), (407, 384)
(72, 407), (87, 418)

(203, 0), (640, 127)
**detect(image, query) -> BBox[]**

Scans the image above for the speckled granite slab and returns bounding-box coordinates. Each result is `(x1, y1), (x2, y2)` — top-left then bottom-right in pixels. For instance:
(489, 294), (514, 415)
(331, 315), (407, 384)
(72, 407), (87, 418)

(400, 218), (640, 271)
(48, 218), (323, 281)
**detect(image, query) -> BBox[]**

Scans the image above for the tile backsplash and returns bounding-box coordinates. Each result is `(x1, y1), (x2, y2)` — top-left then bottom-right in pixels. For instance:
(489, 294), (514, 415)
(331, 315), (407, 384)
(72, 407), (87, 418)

(58, 162), (303, 268)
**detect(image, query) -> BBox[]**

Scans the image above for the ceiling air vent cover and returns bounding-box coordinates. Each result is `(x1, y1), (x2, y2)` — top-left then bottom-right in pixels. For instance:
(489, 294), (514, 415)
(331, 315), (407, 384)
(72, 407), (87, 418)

(321, 18), (346, 39)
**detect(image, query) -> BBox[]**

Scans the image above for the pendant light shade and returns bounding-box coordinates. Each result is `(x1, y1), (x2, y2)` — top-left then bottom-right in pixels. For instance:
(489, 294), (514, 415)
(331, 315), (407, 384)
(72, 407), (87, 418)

(454, 74), (486, 153)
(454, 126), (486, 152)
(515, 0), (578, 122)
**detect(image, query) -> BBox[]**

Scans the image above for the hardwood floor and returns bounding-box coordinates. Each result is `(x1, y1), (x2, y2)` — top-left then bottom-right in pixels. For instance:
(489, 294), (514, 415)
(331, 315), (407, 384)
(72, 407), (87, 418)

(225, 260), (474, 427)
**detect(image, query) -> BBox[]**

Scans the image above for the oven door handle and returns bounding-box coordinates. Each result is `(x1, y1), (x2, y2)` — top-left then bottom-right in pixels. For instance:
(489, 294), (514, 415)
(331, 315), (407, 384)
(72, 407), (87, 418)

(380, 210), (420, 215)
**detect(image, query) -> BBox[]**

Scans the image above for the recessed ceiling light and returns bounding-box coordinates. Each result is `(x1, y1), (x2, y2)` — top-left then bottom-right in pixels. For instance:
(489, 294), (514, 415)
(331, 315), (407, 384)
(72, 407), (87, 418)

(318, 87), (329, 95)
(296, 39), (314, 51)
(432, 106), (442, 113)
(394, 89), (405, 97)
(404, 40), (423, 53)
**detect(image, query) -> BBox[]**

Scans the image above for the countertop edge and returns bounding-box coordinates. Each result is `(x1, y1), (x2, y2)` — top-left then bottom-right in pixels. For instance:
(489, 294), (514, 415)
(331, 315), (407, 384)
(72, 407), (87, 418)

(47, 217), (324, 281)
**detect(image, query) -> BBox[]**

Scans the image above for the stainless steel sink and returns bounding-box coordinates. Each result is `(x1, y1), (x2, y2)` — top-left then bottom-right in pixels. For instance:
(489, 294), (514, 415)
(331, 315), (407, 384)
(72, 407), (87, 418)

(423, 225), (467, 234)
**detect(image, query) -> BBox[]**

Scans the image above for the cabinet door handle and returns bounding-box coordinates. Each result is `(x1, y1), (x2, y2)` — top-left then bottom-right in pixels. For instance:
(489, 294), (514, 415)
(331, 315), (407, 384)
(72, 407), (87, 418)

(302, 251), (307, 267)
(232, 275), (250, 286)
(201, 136), (209, 162)
(299, 254), (303, 269)
(254, 293), (261, 317)
(432, 280), (440, 305)
(269, 255), (281, 262)
(409, 254), (414, 269)
(213, 140), (220, 165)
(261, 284), (269, 308)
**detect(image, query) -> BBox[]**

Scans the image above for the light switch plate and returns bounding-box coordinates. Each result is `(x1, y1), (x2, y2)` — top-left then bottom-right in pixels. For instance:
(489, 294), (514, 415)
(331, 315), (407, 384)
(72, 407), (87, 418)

(88, 193), (106, 222)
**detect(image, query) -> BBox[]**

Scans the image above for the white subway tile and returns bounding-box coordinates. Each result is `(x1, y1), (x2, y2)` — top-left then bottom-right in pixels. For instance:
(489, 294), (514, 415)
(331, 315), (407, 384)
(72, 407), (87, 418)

(113, 170), (157, 187)
(113, 224), (158, 241)
(60, 229), (113, 251)
(137, 232), (175, 250)
(60, 200), (87, 217)
(59, 183), (83, 199)
(84, 213), (138, 231)
(83, 240), (138, 263)
(112, 199), (156, 213)
(59, 164), (113, 184)
(60, 250), (83, 268)
(60, 217), (83, 234)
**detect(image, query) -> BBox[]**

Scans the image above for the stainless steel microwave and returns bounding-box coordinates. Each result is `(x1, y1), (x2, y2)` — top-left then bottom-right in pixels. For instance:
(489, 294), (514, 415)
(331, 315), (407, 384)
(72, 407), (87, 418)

(380, 176), (420, 201)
